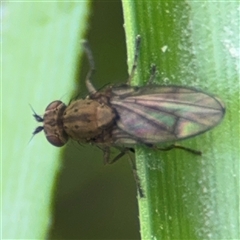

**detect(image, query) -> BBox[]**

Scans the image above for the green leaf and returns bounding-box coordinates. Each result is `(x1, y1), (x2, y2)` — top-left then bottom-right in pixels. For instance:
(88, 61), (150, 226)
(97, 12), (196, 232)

(2, 2), (89, 238)
(122, 1), (239, 239)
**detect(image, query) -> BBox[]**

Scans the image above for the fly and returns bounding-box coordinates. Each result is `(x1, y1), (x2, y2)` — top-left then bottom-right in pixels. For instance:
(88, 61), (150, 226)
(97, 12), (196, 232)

(32, 35), (225, 195)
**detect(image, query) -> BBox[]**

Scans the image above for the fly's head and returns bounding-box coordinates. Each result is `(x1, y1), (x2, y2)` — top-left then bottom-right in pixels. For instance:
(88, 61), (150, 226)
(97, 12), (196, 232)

(32, 100), (68, 147)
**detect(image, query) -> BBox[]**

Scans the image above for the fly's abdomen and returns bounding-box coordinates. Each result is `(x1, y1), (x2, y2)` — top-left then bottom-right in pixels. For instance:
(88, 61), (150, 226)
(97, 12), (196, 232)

(63, 99), (116, 141)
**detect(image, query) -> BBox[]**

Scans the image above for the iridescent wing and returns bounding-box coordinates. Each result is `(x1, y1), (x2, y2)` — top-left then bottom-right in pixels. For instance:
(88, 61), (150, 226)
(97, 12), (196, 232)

(110, 85), (225, 144)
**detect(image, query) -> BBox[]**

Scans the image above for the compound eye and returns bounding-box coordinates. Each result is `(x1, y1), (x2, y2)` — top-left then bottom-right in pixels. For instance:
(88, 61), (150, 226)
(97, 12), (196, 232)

(45, 100), (63, 111)
(46, 134), (66, 147)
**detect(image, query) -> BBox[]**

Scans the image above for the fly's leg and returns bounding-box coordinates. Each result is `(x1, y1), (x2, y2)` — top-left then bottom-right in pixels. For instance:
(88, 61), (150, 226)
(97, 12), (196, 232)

(104, 146), (145, 198)
(82, 40), (97, 95)
(102, 147), (128, 165)
(127, 151), (145, 198)
(104, 148), (129, 164)
(157, 144), (202, 155)
(126, 35), (141, 85)
(103, 147), (111, 165)
(126, 36), (157, 85)
(147, 64), (157, 84)
(83, 35), (141, 90)
(109, 151), (126, 163)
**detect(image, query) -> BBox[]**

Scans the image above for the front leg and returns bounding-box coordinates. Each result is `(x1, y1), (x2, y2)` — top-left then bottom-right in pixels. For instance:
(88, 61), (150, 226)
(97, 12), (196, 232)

(82, 40), (97, 95)
(126, 35), (141, 85)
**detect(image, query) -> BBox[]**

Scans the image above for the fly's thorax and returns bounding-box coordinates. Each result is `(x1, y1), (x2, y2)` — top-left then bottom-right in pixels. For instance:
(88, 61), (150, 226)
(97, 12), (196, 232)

(43, 100), (69, 147)
(62, 99), (116, 141)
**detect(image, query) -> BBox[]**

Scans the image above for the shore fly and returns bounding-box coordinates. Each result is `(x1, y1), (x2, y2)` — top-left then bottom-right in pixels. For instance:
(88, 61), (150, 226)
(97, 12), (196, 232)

(32, 35), (225, 186)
